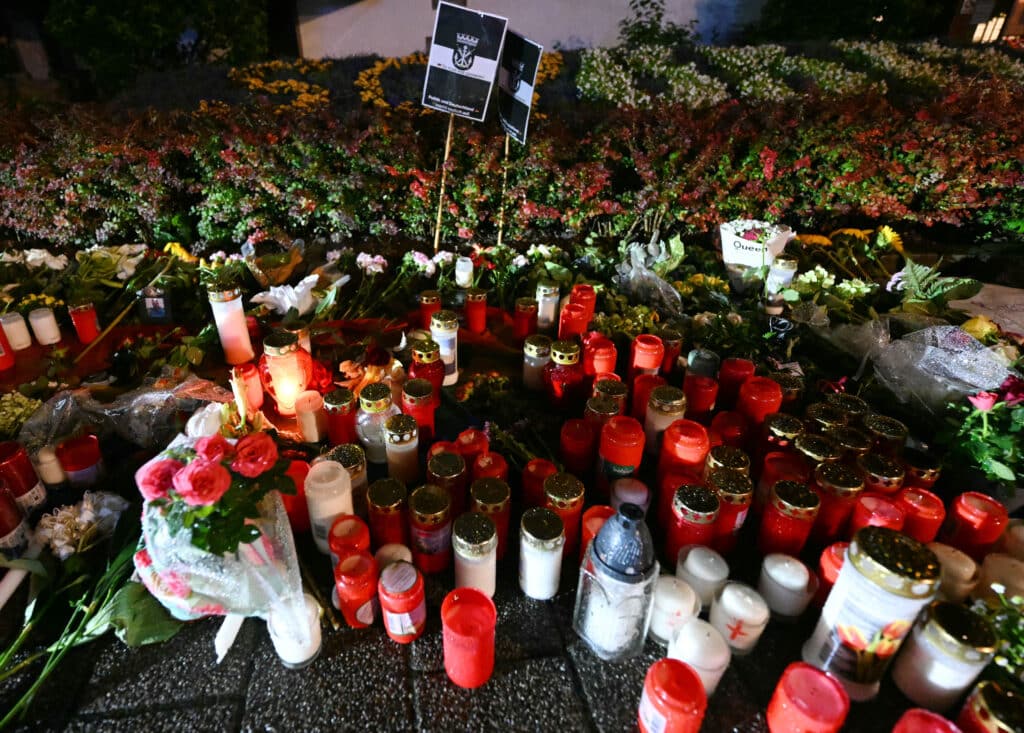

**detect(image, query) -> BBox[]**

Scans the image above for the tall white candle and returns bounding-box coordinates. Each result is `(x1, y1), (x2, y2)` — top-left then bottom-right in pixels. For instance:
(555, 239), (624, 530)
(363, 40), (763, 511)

(709, 582), (770, 655)
(649, 575), (700, 646)
(667, 617), (731, 695)
(295, 391), (327, 443)
(267, 593), (321, 669)
(675, 545), (729, 609)
(28, 308), (61, 345)
(430, 311), (459, 387)
(304, 460), (353, 554)
(455, 256), (474, 288)
(519, 507), (565, 601)
(758, 554), (817, 619)
(208, 290), (254, 365)
(0, 313), (32, 350)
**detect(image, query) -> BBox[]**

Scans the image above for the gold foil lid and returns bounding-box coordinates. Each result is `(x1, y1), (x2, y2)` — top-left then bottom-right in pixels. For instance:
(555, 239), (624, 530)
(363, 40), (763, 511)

(851, 526), (940, 597)
(384, 414), (418, 443)
(324, 387), (356, 412)
(921, 601), (998, 664)
(419, 290), (441, 305)
(524, 335), (552, 358)
(466, 287), (487, 303)
(706, 445), (750, 474)
(772, 480), (820, 520)
(795, 433), (842, 464)
(359, 382), (393, 413)
(368, 478), (406, 512)
(544, 472), (584, 508)
(452, 512), (497, 557)
(814, 461), (864, 497)
(515, 297), (538, 312)
(431, 309), (458, 331)
(471, 478), (510, 512)
(322, 443), (366, 472)
(208, 288), (241, 303)
(857, 453), (905, 483)
(659, 327), (683, 346)
(708, 468), (753, 504)
(586, 396), (620, 419)
(673, 484), (719, 524)
(971, 681), (1024, 732)
(521, 506), (565, 550)
(550, 340), (581, 365)
(428, 451), (466, 480)
(403, 378), (434, 405)
(594, 379), (628, 400)
(410, 484), (450, 523)
(826, 392), (870, 419)
(828, 426), (873, 456)
(764, 413), (804, 441)
(536, 280), (559, 297)
(864, 413), (909, 441)
(805, 402), (848, 431)
(263, 331), (299, 357)
(904, 448), (941, 478)
(412, 339), (441, 363)
(649, 385), (687, 413)
(769, 372), (804, 397)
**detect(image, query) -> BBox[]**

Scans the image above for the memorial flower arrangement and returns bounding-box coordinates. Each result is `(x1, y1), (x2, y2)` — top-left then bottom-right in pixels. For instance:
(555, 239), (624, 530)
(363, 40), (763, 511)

(939, 376), (1024, 489)
(972, 584), (1024, 694)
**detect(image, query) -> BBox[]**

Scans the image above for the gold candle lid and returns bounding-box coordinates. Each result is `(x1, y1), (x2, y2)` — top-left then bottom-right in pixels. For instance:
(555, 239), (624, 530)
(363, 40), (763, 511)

(515, 297), (538, 312)
(431, 309), (459, 331)
(471, 477), (510, 513)
(359, 382), (393, 413)
(412, 339), (441, 363)
(764, 413), (804, 441)
(967, 681), (1024, 733)
(466, 287), (487, 303)
(537, 281), (559, 297)
(920, 601), (998, 665)
(850, 526), (940, 598)
(826, 392), (870, 420)
(409, 484), (450, 524)
(594, 379), (628, 401)
(706, 445), (750, 475)
(857, 453), (905, 485)
(524, 334), (552, 358)
(521, 506), (565, 550)
(368, 478), (406, 513)
(586, 396), (620, 419)
(805, 402), (848, 432)
(384, 414), (418, 443)
(769, 372), (804, 399)
(544, 472), (585, 509)
(320, 443), (366, 471)
(419, 290), (441, 305)
(208, 287), (242, 303)
(402, 378), (434, 406)
(659, 327), (683, 347)
(794, 433), (842, 464)
(707, 468), (753, 505)
(771, 480), (820, 520)
(263, 331), (299, 357)
(814, 461), (864, 498)
(863, 413), (909, 442)
(649, 385), (687, 414)
(672, 484), (720, 524)
(427, 451), (465, 480)
(827, 426), (873, 456)
(324, 387), (356, 412)
(550, 340), (581, 366)
(452, 512), (497, 557)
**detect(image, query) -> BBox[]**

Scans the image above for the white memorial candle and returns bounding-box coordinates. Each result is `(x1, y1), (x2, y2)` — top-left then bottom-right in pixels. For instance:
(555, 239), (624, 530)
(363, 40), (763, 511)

(28, 308), (61, 345)
(295, 390), (327, 443)
(667, 617), (731, 696)
(304, 460), (353, 554)
(675, 545), (729, 609)
(267, 593), (322, 669)
(758, 553), (817, 620)
(375, 543), (413, 569)
(384, 415), (419, 486)
(208, 290), (254, 365)
(0, 313), (32, 350)
(649, 575), (700, 646)
(710, 582), (770, 655)
(610, 478), (650, 515)
(455, 256), (474, 288)
(927, 542), (979, 604)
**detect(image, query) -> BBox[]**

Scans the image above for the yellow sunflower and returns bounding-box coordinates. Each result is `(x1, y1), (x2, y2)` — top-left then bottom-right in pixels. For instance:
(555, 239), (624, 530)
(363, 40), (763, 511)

(875, 225), (905, 255)
(829, 228), (872, 241)
(164, 242), (198, 264)
(797, 233), (832, 247)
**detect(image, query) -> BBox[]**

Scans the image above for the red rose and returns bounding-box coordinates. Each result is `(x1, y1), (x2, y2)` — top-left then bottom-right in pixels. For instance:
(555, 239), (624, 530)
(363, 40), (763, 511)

(172, 459), (232, 506)
(136, 458), (184, 501)
(968, 391), (999, 412)
(230, 432), (279, 478)
(195, 435), (235, 463)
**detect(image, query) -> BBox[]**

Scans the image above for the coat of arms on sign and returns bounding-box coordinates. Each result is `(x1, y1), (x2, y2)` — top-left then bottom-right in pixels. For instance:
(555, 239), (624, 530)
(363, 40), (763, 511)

(453, 32), (479, 70)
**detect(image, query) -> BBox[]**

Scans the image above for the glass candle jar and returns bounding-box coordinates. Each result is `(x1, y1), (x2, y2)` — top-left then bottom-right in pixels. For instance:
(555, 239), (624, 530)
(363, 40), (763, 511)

(957, 681), (1024, 733)
(0, 313), (32, 351)
(543, 340), (586, 411)
(513, 297), (538, 341)
(208, 289), (254, 364)
(535, 280), (559, 332)
(323, 443), (369, 518)
(708, 468), (753, 555)
(584, 396), (621, 434)
(418, 290), (442, 330)
(569, 283), (597, 324)
(645, 386), (687, 457)
(717, 357), (756, 411)
(323, 388), (357, 446)
(611, 478), (650, 516)
(28, 307), (62, 346)
(232, 363), (265, 419)
(861, 413), (909, 456)
(649, 575), (700, 647)
(574, 504), (659, 661)
(675, 545), (729, 610)
(522, 457), (558, 509)
(709, 411), (749, 450)
(847, 493), (905, 538)
(857, 453), (906, 496)
(903, 449), (942, 491)
(356, 382), (401, 464)
(595, 416), (644, 496)
(682, 375), (718, 423)
(442, 587), (497, 689)
(667, 618), (731, 696)
(409, 484), (452, 574)
(657, 419), (710, 487)
(892, 601), (998, 712)
(545, 471), (585, 558)
(666, 485), (719, 565)
(520, 507), (565, 600)
(454, 255), (474, 288)
(892, 709), (963, 733)
(638, 657), (707, 733)
(759, 480), (820, 556)
(631, 374), (667, 422)
(0, 442), (46, 517)
(367, 478), (408, 549)
(378, 560), (427, 643)
(941, 491), (1009, 562)
(766, 662), (849, 733)
(745, 378), (788, 434)
(384, 414), (419, 486)
(401, 378), (436, 443)
(464, 287), (487, 334)
(55, 434), (103, 491)
(304, 460), (354, 554)
(69, 303), (100, 344)
(430, 310), (460, 387)
(709, 581), (770, 655)
(805, 402), (848, 435)
(810, 462), (865, 546)
(759, 554), (818, 621)
(471, 477), (511, 560)
(583, 336), (618, 378)
(794, 433), (843, 468)
(594, 377), (628, 414)
(558, 302), (588, 341)
(453, 512), (498, 597)
(427, 451), (469, 518)
(328, 514), (371, 566)
(522, 334), (552, 391)
(898, 488), (946, 545)
(659, 327), (683, 375)
(629, 334), (665, 382)
(295, 391), (328, 444)
(334, 550), (380, 628)
(259, 332), (313, 417)
(825, 392), (870, 422)
(409, 339), (446, 401)
(803, 527), (941, 701)
(267, 593), (322, 670)
(927, 542), (979, 604)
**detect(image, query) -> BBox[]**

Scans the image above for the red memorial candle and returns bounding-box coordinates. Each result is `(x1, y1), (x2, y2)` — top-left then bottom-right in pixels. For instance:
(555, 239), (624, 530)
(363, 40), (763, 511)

(522, 458), (558, 509)
(427, 451), (469, 518)
(630, 334), (665, 382)
(766, 662), (849, 733)
(737, 376), (783, 429)
(717, 358), (755, 411)
(471, 477), (511, 561)
(942, 492), (1009, 562)
(683, 374), (718, 423)
(401, 378), (436, 443)
(815, 542), (848, 607)
(441, 587), (497, 689)
(324, 388), (358, 446)
(666, 484), (719, 564)
(378, 561), (427, 644)
(638, 658), (707, 733)
(597, 416), (645, 498)
(455, 428), (490, 467)
(409, 339), (446, 401)
(759, 480), (820, 557)
(69, 303), (101, 344)
(657, 419), (710, 487)
(569, 283), (597, 324)
(756, 451), (811, 514)
(580, 504), (616, 563)
(709, 411), (748, 450)
(418, 290), (441, 330)
(708, 468), (753, 556)
(847, 493), (905, 538)
(544, 340), (587, 411)
(583, 335), (617, 377)
(409, 484), (452, 575)
(810, 462), (864, 546)
(558, 302), (588, 341)
(659, 328), (683, 375)
(896, 487), (946, 545)
(544, 472), (586, 558)
(328, 514), (371, 564)
(560, 418), (597, 479)
(903, 449), (941, 491)
(631, 374), (667, 422)
(464, 287), (487, 335)
(367, 478), (408, 549)
(334, 550), (380, 629)
(472, 452), (508, 483)
(893, 708), (963, 733)
(856, 453), (906, 496)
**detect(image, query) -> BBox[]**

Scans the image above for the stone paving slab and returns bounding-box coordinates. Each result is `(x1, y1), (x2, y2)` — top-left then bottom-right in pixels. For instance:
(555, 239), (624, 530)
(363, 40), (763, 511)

(66, 702), (243, 732)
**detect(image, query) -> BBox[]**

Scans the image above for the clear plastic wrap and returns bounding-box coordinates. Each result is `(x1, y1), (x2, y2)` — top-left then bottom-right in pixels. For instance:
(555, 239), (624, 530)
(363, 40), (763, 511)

(613, 242), (683, 319)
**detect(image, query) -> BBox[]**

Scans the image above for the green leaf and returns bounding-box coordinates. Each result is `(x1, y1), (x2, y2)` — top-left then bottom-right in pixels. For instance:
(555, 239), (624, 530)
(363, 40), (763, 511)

(986, 459), (1016, 482)
(0, 558), (48, 576)
(107, 582), (184, 647)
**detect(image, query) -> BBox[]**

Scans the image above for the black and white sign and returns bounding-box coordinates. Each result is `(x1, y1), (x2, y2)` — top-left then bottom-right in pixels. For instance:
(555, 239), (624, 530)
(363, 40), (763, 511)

(422, 1), (508, 122)
(497, 31), (543, 145)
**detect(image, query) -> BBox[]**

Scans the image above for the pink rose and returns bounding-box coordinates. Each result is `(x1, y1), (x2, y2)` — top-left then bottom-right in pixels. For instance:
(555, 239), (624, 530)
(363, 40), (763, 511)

(136, 459), (184, 501)
(968, 391), (999, 412)
(231, 432), (279, 478)
(1000, 375), (1024, 406)
(194, 435), (235, 463)
(172, 459), (232, 506)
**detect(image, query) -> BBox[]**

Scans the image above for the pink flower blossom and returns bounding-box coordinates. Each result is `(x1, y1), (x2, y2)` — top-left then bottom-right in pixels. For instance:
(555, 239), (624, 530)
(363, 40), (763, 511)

(231, 432), (279, 478)
(999, 375), (1024, 406)
(968, 391), (999, 412)
(135, 459), (184, 501)
(194, 435), (235, 463)
(172, 459), (232, 506)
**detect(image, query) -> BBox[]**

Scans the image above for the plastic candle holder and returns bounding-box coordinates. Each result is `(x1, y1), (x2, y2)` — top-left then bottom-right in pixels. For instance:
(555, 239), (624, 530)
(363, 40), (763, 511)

(441, 587), (497, 689)
(898, 488), (946, 545)
(638, 658), (707, 733)
(558, 302), (588, 341)
(847, 492), (905, 538)
(709, 581), (770, 655)
(55, 434), (103, 490)
(0, 441), (45, 515)
(260, 332), (313, 417)
(593, 376), (628, 414)
(523, 335), (552, 391)
(427, 451), (468, 517)
(409, 339), (446, 401)
(657, 419), (710, 488)
(709, 411), (748, 450)
(295, 390), (328, 444)
(418, 290), (441, 330)
(327, 514), (371, 565)
(452, 512), (498, 598)
(903, 449), (942, 491)
(756, 451), (811, 514)
(631, 374), (667, 422)
(942, 491), (1009, 562)
(766, 662), (849, 733)
(375, 543), (413, 569)
(0, 487), (27, 558)
(430, 310), (460, 387)
(535, 281), (559, 332)
(401, 378), (436, 443)
(68, 303), (100, 344)
(367, 478), (408, 549)
(629, 334), (665, 382)
(208, 289), (254, 365)
(597, 416), (645, 498)
(611, 478), (650, 516)
(409, 484), (452, 575)
(544, 472), (585, 558)
(513, 297), (538, 341)
(323, 388), (357, 446)
(810, 461), (864, 546)
(666, 484), (719, 564)
(470, 477), (511, 560)
(454, 256), (474, 287)
(559, 418), (597, 479)
(520, 507), (565, 600)
(464, 287), (487, 334)
(659, 327), (683, 375)
(378, 561), (427, 643)
(736, 375), (783, 427)
(815, 541), (848, 607)
(522, 458), (558, 509)
(304, 460), (354, 554)
(543, 340), (586, 411)
(892, 708), (964, 733)
(569, 283), (597, 324)
(583, 336), (617, 377)
(956, 681), (1024, 733)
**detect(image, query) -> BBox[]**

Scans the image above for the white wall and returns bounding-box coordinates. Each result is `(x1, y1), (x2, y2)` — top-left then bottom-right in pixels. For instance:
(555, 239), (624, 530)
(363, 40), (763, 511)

(297, 0), (767, 59)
